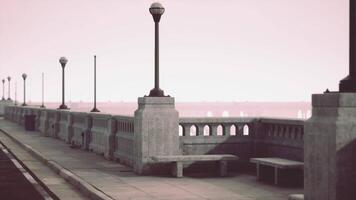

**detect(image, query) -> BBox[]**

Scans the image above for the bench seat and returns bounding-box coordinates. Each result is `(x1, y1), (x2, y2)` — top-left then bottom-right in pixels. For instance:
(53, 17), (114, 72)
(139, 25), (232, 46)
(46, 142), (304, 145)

(151, 154), (239, 178)
(250, 157), (303, 185)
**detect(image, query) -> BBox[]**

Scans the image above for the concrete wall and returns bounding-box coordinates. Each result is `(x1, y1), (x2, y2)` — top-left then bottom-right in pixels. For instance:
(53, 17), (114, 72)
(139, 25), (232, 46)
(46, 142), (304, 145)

(3, 104), (305, 174)
(179, 117), (304, 162)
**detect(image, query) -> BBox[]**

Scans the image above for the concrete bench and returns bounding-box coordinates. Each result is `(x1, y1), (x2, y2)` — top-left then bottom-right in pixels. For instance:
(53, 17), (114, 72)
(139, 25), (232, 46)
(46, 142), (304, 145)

(250, 157), (303, 185)
(151, 154), (239, 178)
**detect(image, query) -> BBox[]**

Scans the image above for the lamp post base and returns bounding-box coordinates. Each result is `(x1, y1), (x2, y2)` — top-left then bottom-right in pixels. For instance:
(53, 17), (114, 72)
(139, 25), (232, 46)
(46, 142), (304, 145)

(22, 103), (27, 106)
(40, 105), (46, 108)
(339, 75), (356, 92)
(90, 107), (100, 112)
(7, 98), (11, 101)
(58, 104), (69, 110)
(148, 88), (166, 97)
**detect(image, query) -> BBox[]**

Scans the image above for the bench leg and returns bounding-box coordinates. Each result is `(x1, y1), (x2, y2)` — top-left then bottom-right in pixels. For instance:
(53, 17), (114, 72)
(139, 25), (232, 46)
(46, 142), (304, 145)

(274, 167), (278, 185)
(172, 162), (183, 178)
(219, 160), (228, 177)
(256, 163), (260, 181)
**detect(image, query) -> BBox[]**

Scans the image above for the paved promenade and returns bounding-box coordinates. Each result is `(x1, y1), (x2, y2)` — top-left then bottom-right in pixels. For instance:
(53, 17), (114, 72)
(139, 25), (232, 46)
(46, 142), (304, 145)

(0, 119), (302, 200)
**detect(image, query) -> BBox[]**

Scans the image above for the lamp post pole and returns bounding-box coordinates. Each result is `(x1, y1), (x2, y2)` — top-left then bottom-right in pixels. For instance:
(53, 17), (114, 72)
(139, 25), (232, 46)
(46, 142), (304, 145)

(1, 79), (4, 100)
(22, 73), (27, 106)
(340, 0), (356, 92)
(148, 2), (166, 97)
(7, 76), (11, 100)
(15, 82), (17, 106)
(41, 73), (45, 108)
(58, 57), (69, 109)
(91, 55), (100, 112)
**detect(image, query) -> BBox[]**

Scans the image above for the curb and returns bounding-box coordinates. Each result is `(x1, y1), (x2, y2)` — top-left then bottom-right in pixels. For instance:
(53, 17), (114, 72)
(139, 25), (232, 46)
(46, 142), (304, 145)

(0, 128), (114, 200)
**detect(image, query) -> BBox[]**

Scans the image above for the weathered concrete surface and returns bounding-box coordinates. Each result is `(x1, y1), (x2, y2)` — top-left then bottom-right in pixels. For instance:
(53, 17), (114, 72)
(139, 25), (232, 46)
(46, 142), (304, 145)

(0, 118), (302, 200)
(305, 93), (356, 200)
(0, 128), (89, 199)
(0, 100), (14, 116)
(134, 97), (180, 175)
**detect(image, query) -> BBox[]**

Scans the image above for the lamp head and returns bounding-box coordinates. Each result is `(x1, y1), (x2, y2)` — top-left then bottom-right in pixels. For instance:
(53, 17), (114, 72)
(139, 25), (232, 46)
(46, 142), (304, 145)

(149, 2), (165, 22)
(59, 57), (68, 68)
(7, 76), (11, 81)
(22, 73), (27, 80)
(2, 79), (4, 83)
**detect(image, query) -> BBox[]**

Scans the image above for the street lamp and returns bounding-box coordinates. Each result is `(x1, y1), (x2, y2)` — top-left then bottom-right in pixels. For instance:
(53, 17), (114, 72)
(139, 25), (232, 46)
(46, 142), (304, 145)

(41, 73), (45, 108)
(22, 73), (27, 106)
(1, 79), (5, 100)
(148, 2), (167, 97)
(340, 0), (356, 92)
(58, 57), (69, 109)
(91, 55), (100, 112)
(7, 76), (11, 100)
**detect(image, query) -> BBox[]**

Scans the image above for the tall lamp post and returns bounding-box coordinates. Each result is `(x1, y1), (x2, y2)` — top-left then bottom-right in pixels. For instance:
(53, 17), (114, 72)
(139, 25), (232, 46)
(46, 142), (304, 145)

(148, 2), (167, 97)
(58, 57), (69, 109)
(41, 73), (45, 108)
(15, 82), (17, 106)
(340, 0), (356, 92)
(22, 73), (27, 106)
(1, 79), (5, 100)
(7, 76), (11, 100)
(91, 55), (100, 112)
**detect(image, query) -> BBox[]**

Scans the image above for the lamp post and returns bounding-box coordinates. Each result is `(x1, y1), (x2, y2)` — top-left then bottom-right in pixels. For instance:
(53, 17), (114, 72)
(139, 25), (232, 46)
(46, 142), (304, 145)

(7, 76), (11, 100)
(15, 82), (17, 106)
(148, 2), (166, 97)
(22, 73), (27, 106)
(58, 57), (69, 109)
(1, 79), (4, 100)
(91, 55), (100, 112)
(340, 0), (356, 92)
(41, 73), (45, 108)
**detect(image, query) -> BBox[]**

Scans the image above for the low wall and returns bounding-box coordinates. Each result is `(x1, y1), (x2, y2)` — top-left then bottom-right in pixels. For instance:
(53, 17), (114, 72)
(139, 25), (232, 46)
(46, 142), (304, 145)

(113, 115), (134, 166)
(3, 104), (305, 171)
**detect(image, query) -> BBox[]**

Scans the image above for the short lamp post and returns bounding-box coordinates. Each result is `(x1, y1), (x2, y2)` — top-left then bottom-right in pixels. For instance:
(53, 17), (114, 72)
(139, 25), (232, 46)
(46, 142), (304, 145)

(58, 57), (69, 109)
(1, 79), (5, 100)
(22, 73), (27, 106)
(148, 2), (167, 97)
(7, 76), (11, 100)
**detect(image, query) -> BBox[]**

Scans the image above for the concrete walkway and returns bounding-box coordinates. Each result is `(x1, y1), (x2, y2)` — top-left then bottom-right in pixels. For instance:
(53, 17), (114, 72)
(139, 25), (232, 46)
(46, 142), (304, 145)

(0, 119), (302, 200)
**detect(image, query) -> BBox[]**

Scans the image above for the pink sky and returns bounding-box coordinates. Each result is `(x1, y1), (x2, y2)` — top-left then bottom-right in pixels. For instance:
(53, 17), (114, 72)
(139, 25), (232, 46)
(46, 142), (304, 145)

(0, 0), (348, 102)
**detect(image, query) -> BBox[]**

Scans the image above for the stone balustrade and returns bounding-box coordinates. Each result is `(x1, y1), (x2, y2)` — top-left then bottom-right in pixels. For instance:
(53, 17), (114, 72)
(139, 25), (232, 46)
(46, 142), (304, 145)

(3, 104), (305, 174)
(57, 110), (72, 142)
(113, 115), (134, 166)
(256, 118), (304, 161)
(89, 113), (115, 159)
(70, 112), (90, 149)
(179, 117), (256, 160)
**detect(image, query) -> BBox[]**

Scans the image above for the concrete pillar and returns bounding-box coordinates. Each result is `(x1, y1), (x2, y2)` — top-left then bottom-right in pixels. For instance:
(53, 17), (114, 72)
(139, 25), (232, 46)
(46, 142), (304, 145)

(305, 93), (356, 200)
(133, 97), (180, 175)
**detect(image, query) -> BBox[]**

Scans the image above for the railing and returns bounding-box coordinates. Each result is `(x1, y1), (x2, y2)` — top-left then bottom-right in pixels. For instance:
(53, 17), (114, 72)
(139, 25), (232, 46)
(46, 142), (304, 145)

(113, 115), (134, 166)
(89, 113), (114, 159)
(3, 104), (305, 169)
(57, 110), (72, 142)
(256, 118), (304, 161)
(179, 117), (256, 160)
(71, 112), (90, 149)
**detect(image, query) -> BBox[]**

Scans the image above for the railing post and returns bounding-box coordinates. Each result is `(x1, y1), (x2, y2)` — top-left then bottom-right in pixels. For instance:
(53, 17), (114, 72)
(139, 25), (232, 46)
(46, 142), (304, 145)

(133, 97), (179, 175)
